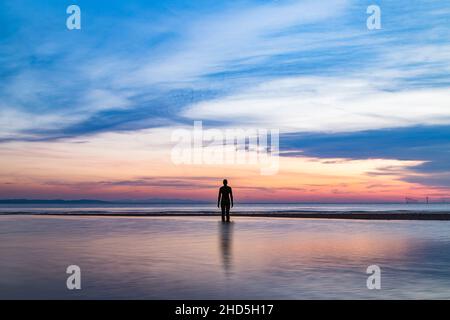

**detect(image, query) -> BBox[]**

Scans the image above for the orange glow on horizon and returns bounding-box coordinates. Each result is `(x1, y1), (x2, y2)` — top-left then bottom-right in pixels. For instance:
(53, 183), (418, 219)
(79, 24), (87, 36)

(0, 128), (447, 202)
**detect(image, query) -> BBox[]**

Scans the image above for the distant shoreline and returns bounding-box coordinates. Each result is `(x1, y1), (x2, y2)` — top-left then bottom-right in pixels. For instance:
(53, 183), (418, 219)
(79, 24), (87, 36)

(1, 199), (446, 205)
(2, 211), (450, 220)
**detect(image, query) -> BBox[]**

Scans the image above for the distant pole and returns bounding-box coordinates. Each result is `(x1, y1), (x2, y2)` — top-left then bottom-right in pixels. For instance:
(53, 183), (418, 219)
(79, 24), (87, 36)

(426, 196), (429, 204)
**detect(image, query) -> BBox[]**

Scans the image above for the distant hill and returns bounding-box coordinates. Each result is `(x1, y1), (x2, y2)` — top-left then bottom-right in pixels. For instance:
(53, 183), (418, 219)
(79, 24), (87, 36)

(0, 199), (210, 205)
(0, 199), (110, 204)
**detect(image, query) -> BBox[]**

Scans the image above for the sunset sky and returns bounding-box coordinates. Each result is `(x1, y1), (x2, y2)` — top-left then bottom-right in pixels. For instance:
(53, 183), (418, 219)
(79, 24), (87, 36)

(1, 0), (449, 202)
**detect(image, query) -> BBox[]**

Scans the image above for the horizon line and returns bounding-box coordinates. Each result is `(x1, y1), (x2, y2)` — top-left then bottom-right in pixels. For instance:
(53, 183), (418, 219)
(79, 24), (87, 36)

(0, 198), (445, 205)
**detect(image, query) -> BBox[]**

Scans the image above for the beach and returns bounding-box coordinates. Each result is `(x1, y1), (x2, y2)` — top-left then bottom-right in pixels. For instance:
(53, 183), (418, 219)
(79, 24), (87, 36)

(2, 202), (450, 219)
(2, 213), (450, 299)
(3, 211), (450, 220)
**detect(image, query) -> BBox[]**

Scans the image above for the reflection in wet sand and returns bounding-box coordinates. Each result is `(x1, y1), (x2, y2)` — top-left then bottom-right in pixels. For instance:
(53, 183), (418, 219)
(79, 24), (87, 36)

(219, 222), (233, 277)
(2, 216), (450, 299)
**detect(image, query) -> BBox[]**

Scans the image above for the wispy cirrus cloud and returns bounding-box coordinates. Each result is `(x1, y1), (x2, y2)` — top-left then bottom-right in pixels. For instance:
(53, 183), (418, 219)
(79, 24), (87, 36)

(2, 0), (449, 140)
(183, 76), (450, 133)
(0, 0), (350, 140)
(42, 176), (217, 189)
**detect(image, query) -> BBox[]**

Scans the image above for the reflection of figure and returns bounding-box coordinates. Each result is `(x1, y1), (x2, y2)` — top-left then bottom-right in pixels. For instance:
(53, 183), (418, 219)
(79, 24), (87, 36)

(218, 179), (233, 222)
(219, 222), (233, 276)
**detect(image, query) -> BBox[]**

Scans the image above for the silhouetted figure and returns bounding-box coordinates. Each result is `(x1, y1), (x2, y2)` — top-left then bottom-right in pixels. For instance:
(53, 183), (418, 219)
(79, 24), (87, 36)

(219, 222), (233, 277)
(218, 179), (233, 222)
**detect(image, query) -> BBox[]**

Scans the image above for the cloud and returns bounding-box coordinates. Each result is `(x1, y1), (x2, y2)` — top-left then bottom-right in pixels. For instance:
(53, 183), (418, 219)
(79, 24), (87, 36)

(281, 125), (450, 188)
(404, 174), (450, 188)
(125, 0), (349, 85)
(42, 176), (217, 190)
(183, 76), (450, 133)
(0, 0), (350, 140)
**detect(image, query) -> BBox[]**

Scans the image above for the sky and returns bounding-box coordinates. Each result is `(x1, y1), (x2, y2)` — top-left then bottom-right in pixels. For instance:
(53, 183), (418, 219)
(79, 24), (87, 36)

(0, 0), (449, 202)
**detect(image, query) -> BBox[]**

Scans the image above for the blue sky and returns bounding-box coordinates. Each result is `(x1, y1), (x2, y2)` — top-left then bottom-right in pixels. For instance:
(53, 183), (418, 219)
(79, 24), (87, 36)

(1, 0), (450, 199)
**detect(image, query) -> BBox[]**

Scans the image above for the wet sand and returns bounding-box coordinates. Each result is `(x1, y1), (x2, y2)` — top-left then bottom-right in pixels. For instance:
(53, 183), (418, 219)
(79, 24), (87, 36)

(2, 211), (450, 220)
(2, 214), (450, 299)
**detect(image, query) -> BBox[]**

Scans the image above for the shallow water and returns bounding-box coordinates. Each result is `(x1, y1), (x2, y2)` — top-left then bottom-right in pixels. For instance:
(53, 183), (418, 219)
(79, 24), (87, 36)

(1, 203), (450, 214)
(1, 215), (450, 299)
